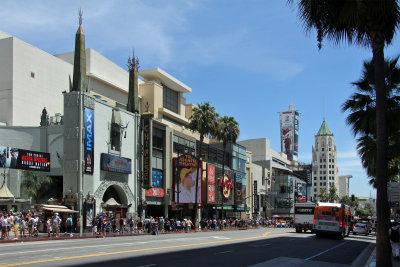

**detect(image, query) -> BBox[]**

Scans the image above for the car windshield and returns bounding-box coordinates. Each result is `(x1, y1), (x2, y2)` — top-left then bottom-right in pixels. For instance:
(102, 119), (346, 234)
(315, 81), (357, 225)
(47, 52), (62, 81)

(355, 223), (366, 227)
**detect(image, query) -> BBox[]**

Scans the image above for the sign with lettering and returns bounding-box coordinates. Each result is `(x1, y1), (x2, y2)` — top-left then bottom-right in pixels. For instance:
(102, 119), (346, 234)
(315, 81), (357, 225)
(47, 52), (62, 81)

(0, 146), (50, 172)
(174, 154), (202, 204)
(84, 108), (94, 173)
(207, 164), (215, 203)
(100, 153), (131, 174)
(143, 117), (152, 189)
(218, 174), (234, 199)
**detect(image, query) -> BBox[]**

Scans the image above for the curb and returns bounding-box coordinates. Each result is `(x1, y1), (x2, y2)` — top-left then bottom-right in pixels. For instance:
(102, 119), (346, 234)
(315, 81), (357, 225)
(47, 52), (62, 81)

(0, 227), (260, 244)
(351, 243), (375, 267)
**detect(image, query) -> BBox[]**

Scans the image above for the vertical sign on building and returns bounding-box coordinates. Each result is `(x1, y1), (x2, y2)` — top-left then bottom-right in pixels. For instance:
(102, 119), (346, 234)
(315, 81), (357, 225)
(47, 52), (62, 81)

(143, 117), (152, 189)
(207, 164), (215, 203)
(235, 172), (243, 203)
(84, 108), (94, 173)
(254, 180), (259, 212)
(294, 111), (299, 161)
(279, 106), (299, 162)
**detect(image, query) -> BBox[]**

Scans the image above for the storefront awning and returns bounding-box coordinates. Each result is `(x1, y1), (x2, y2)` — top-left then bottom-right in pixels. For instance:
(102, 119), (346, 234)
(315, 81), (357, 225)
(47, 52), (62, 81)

(35, 204), (78, 213)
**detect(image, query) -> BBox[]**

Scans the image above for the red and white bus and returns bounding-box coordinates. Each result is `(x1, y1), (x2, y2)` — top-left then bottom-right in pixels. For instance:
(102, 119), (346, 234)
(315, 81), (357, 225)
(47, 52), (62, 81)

(313, 203), (351, 238)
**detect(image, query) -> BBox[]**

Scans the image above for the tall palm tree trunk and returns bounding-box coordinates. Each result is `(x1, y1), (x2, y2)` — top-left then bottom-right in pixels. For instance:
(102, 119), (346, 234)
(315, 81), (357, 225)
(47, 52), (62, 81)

(194, 136), (204, 230)
(373, 40), (392, 266)
(221, 142), (226, 219)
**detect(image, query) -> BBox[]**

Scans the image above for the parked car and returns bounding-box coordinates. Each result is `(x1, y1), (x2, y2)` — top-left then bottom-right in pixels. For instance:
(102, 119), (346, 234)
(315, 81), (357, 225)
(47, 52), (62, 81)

(353, 223), (369, 235)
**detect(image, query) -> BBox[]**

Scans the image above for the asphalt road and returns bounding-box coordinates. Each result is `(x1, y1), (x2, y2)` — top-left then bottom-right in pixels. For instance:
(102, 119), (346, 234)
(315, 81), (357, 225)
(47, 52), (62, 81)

(0, 228), (375, 267)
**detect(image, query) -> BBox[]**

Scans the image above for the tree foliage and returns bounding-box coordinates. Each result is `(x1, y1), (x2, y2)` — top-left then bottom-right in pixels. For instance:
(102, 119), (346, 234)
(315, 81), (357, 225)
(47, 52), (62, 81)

(21, 170), (53, 204)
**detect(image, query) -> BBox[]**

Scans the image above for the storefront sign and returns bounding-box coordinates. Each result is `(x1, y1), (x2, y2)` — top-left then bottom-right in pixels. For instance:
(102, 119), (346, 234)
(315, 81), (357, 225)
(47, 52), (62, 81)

(174, 154), (202, 204)
(254, 180), (259, 211)
(235, 172), (243, 203)
(100, 153), (131, 174)
(143, 117), (152, 189)
(146, 188), (165, 198)
(218, 174), (234, 199)
(208, 164), (215, 184)
(84, 108), (94, 174)
(0, 146), (50, 172)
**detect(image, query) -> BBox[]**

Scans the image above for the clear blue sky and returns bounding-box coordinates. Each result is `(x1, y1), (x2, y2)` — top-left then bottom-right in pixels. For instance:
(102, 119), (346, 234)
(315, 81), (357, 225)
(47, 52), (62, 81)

(1, 0), (399, 198)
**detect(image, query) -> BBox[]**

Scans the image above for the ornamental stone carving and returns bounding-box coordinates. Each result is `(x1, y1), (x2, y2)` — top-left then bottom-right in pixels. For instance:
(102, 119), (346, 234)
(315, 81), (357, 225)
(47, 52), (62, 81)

(94, 180), (135, 205)
(83, 94), (95, 109)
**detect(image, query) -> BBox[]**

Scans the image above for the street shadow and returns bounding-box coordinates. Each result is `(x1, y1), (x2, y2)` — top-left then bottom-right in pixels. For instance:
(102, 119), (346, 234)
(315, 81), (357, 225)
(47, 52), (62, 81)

(61, 233), (372, 267)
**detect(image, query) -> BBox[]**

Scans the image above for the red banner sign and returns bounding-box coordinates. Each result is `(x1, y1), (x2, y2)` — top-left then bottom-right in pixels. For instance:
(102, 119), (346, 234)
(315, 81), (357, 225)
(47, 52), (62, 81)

(146, 188), (165, 198)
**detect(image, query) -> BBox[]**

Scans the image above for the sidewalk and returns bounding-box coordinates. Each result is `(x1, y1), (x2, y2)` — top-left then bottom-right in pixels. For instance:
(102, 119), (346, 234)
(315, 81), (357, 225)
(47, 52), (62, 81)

(364, 248), (400, 267)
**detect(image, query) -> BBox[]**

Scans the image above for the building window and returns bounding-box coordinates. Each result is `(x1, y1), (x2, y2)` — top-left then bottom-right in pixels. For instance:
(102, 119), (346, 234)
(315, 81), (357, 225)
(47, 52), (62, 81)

(322, 147), (324, 151)
(110, 123), (121, 151)
(163, 85), (178, 113)
(31, 72), (35, 78)
(152, 128), (165, 170)
(314, 183), (316, 186)
(314, 188), (317, 192)
(320, 182), (322, 186)
(320, 159), (322, 163)
(324, 182), (326, 186)
(173, 135), (195, 155)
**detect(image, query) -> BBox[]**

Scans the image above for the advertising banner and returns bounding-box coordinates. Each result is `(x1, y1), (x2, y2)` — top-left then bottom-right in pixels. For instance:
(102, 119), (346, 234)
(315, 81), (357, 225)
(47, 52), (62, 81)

(84, 108), (94, 174)
(0, 146), (50, 172)
(100, 153), (132, 174)
(294, 111), (299, 161)
(143, 117), (152, 189)
(146, 169), (164, 198)
(85, 202), (94, 227)
(254, 180), (259, 211)
(207, 164), (215, 203)
(280, 111), (295, 161)
(174, 154), (202, 204)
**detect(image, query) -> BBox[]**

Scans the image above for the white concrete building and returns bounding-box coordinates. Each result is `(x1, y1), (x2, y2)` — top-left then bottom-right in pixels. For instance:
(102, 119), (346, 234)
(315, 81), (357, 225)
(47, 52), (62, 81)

(338, 175), (352, 199)
(312, 121), (339, 201)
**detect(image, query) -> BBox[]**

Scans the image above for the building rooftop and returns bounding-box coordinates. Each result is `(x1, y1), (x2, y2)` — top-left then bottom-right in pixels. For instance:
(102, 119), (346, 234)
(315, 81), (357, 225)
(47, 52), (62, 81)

(139, 68), (192, 93)
(316, 120), (333, 136)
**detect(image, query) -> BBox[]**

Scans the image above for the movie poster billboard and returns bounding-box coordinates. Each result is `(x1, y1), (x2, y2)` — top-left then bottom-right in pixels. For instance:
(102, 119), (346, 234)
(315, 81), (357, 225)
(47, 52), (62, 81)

(207, 164), (215, 203)
(174, 154), (202, 204)
(294, 111), (299, 161)
(85, 202), (94, 227)
(100, 153), (132, 174)
(0, 146), (50, 172)
(146, 169), (164, 198)
(280, 111), (295, 161)
(84, 108), (94, 173)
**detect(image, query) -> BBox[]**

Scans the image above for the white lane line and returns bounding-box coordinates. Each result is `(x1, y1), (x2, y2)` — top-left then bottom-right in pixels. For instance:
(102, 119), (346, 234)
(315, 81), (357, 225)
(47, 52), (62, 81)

(0, 236), (217, 256)
(215, 250), (233, 255)
(212, 236), (231, 240)
(138, 264), (156, 267)
(261, 243), (271, 246)
(305, 241), (349, 260)
(248, 245), (259, 247)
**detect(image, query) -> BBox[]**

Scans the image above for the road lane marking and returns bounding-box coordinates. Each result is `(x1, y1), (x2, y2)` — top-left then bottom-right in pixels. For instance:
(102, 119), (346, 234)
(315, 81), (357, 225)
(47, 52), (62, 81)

(214, 250), (232, 255)
(138, 264), (156, 267)
(0, 231), (273, 267)
(305, 241), (349, 260)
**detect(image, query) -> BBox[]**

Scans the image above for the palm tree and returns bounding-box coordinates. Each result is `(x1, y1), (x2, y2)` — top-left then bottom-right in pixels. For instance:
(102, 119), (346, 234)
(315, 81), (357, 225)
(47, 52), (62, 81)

(318, 188), (328, 202)
(328, 185), (339, 203)
(214, 116), (240, 219)
(342, 57), (400, 187)
(21, 170), (52, 204)
(289, 1), (400, 264)
(188, 102), (218, 229)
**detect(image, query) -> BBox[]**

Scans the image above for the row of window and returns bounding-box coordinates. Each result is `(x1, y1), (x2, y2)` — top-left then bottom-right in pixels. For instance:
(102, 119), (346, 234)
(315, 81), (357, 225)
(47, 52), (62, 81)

(319, 158), (335, 163)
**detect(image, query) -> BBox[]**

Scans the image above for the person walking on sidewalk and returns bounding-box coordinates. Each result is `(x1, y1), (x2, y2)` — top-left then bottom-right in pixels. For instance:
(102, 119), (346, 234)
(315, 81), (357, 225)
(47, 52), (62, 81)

(390, 221), (400, 259)
(52, 213), (61, 237)
(66, 215), (73, 237)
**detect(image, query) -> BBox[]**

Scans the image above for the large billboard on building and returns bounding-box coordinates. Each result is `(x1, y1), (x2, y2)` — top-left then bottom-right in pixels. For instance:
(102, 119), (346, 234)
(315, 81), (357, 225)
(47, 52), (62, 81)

(279, 110), (299, 161)
(100, 153), (131, 174)
(174, 154), (202, 204)
(84, 108), (94, 173)
(0, 146), (50, 172)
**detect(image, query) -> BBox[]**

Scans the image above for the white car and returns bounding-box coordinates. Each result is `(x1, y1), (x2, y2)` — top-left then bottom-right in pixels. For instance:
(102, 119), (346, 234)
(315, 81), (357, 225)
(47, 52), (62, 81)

(353, 223), (369, 235)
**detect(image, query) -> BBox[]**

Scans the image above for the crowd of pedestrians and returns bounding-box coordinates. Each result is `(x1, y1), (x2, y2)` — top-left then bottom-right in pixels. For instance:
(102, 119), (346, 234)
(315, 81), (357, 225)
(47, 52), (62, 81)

(2, 209), (295, 241)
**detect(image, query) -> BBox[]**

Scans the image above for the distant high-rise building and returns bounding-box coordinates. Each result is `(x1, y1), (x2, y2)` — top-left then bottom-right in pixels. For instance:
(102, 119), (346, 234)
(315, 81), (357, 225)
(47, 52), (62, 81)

(312, 121), (339, 201)
(279, 103), (299, 161)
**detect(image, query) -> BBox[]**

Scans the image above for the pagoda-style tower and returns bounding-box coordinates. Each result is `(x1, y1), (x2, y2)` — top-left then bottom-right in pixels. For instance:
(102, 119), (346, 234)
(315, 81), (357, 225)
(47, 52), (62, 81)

(71, 9), (88, 92)
(126, 50), (140, 113)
